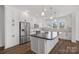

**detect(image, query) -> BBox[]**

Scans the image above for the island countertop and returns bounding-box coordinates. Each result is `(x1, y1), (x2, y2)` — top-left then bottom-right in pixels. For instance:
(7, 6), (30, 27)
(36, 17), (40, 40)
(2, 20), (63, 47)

(31, 32), (59, 40)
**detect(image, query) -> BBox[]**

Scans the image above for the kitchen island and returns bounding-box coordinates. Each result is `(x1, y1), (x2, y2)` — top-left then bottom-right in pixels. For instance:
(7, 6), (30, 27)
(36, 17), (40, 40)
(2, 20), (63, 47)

(30, 31), (60, 54)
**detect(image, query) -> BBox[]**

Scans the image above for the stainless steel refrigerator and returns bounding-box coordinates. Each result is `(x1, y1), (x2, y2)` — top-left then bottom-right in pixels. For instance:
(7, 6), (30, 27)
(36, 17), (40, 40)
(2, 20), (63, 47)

(19, 22), (30, 44)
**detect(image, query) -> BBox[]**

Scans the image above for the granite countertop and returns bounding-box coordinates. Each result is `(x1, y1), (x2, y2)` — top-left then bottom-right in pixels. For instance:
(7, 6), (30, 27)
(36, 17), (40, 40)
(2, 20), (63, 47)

(31, 32), (57, 40)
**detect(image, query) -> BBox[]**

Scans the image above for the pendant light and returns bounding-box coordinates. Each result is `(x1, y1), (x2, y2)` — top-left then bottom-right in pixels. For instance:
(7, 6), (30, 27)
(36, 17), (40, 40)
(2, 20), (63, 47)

(41, 7), (47, 16)
(41, 6), (56, 19)
(41, 12), (45, 16)
(49, 7), (53, 19)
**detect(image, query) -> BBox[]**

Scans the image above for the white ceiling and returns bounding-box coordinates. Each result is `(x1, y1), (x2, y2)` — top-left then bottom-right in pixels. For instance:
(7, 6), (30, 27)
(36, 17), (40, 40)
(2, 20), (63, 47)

(7, 5), (79, 17)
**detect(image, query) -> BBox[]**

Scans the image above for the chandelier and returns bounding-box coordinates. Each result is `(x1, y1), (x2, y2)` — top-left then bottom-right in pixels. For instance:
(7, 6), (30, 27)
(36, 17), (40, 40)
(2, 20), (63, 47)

(41, 7), (56, 19)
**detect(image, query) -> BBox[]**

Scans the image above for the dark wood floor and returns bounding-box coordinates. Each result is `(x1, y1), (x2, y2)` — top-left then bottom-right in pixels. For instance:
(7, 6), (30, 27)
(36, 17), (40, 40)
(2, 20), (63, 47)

(0, 39), (79, 54)
(0, 42), (34, 54)
(50, 39), (79, 54)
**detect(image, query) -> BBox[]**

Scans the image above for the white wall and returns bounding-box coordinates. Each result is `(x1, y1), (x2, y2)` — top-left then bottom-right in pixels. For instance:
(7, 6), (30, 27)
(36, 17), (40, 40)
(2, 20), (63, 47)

(0, 5), (5, 47)
(75, 12), (79, 41)
(71, 13), (76, 42)
(4, 6), (29, 49)
(69, 11), (79, 42)
(64, 14), (72, 29)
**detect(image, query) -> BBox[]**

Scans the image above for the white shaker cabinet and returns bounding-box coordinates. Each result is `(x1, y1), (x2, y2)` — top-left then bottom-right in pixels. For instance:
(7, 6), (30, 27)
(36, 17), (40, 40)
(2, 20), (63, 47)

(30, 36), (58, 54)
(30, 37), (38, 53)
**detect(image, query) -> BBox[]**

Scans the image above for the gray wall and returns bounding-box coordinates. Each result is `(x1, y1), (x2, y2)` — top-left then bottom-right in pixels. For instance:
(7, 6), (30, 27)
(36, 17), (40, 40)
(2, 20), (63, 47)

(0, 5), (5, 47)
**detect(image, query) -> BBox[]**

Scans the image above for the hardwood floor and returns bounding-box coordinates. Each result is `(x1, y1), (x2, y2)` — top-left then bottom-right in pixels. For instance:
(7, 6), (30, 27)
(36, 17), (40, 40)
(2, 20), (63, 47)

(0, 39), (79, 54)
(0, 47), (4, 54)
(50, 39), (79, 54)
(0, 42), (34, 54)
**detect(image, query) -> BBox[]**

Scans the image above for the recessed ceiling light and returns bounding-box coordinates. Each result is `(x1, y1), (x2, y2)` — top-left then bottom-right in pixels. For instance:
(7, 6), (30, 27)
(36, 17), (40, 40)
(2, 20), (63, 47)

(23, 12), (29, 16)
(23, 10), (29, 16)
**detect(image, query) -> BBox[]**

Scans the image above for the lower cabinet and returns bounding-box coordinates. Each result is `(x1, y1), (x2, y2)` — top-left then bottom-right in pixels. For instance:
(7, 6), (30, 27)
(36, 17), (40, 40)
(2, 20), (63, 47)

(30, 36), (59, 54)
(38, 38), (45, 54)
(31, 37), (38, 53)
(31, 37), (45, 54)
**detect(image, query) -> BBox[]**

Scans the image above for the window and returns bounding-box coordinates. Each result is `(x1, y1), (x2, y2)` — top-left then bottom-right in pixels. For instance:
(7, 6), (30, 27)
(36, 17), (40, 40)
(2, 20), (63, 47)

(47, 18), (65, 29)
(58, 19), (64, 28)
(52, 19), (58, 29)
